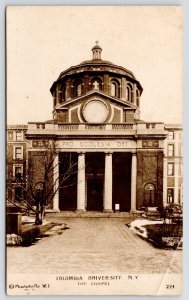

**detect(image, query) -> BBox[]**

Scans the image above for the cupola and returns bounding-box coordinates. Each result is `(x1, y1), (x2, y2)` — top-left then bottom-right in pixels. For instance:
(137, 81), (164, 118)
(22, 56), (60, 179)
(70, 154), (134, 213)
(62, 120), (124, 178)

(92, 41), (102, 60)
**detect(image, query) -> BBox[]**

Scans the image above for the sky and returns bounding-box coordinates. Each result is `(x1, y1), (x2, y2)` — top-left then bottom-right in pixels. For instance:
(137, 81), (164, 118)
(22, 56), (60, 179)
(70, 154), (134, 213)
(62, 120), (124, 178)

(7, 6), (183, 125)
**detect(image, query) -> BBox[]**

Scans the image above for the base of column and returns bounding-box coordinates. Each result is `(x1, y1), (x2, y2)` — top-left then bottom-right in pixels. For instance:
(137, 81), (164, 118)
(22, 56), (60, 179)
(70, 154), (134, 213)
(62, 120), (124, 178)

(76, 209), (86, 212)
(103, 209), (113, 213)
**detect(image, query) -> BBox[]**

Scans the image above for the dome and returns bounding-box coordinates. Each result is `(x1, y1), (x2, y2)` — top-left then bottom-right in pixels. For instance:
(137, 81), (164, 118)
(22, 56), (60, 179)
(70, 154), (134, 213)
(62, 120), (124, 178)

(50, 43), (143, 101)
(79, 59), (114, 65)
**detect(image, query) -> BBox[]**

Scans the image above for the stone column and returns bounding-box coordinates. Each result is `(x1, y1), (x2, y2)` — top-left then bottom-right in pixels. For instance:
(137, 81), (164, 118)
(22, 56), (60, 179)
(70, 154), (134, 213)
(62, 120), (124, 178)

(131, 153), (137, 211)
(77, 152), (86, 211)
(53, 153), (60, 211)
(104, 152), (113, 212)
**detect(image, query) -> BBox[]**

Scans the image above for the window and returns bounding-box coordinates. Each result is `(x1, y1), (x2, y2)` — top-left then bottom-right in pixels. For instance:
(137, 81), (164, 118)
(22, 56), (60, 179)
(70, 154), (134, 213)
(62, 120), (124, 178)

(76, 83), (82, 97)
(13, 164), (23, 176)
(62, 85), (67, 101)
(111, 83), (116, 97)
(14, 147), (22, 159)
(15, 166), (22, 175)
(126, 84), (132, 102)
(57, 84), (66, 103)
(15, 131), (22, 141)
(110, 80), (120, 98)
(167, 188), (174, 203)
(14, 186), (22, 201)
(167, 144), (174, 156)
(167, 163), (174, 176)
(168, 131), (174, 140)
(14, 165), (23, 181)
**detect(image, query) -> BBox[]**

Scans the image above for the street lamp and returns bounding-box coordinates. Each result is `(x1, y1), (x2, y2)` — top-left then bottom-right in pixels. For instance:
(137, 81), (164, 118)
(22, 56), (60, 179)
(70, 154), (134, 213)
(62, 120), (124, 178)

(148, 186), (154, 206)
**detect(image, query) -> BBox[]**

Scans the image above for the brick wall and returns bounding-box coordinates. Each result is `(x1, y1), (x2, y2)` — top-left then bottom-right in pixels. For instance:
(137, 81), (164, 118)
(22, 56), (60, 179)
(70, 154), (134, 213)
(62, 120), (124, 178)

(136, 150), (164, 210)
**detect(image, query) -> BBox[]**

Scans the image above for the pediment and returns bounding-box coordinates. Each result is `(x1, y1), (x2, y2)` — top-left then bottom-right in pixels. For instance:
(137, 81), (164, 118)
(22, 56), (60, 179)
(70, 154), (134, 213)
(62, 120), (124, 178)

(55, 90), (136, 111)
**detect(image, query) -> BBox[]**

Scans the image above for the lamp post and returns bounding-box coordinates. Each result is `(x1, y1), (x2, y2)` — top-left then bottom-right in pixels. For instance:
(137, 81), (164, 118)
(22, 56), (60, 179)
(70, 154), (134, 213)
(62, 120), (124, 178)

(148, 186), (154, 206)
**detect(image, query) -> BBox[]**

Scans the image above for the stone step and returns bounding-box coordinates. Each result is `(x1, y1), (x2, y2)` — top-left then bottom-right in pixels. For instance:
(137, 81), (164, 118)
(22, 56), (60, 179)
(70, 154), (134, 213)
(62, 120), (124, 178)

(44, 210), (144, 218)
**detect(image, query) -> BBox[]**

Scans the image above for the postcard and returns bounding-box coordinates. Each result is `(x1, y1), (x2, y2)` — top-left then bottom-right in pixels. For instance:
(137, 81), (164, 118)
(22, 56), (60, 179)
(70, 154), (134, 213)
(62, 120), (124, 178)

(6, 6), (183, 295)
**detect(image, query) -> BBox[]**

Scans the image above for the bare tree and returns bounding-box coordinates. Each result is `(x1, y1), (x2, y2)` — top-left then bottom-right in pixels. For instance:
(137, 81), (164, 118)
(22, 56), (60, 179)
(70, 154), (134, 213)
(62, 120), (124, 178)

(7, 140), (78, 225)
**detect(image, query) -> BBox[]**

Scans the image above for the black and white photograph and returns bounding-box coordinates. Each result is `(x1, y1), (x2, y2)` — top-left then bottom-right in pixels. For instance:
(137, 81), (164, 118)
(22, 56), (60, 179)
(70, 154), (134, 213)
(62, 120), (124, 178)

(6, 6), (183, 295)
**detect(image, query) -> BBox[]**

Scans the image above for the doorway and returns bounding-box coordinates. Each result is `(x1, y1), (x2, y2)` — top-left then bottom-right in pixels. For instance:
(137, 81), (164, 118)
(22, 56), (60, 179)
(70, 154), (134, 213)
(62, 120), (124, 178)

(112, 152), (131, 212)
(86, 153), (105, 211)
(59, 152), (78, 211)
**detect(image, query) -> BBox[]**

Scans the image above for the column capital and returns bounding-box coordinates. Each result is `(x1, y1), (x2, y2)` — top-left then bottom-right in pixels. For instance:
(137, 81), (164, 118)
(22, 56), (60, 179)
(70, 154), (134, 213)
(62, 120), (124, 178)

(105, 151), (113, 155)
(77, 151), (86, 155)
(131, 152), (137, 156)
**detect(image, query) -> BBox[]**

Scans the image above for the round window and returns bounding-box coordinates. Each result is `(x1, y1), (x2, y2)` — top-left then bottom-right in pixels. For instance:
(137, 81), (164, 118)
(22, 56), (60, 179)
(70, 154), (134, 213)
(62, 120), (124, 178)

(82, 100), (109, 123)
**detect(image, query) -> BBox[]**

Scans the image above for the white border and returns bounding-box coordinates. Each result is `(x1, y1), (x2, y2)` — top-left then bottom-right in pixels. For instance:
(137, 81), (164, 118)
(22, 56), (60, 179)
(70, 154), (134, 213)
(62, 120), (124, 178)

(1, 1), (188, 300)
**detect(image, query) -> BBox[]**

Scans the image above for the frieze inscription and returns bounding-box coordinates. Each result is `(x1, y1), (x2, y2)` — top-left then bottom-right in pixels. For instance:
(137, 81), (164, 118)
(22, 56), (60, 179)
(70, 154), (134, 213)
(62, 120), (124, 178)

(32, 139), (136, 149)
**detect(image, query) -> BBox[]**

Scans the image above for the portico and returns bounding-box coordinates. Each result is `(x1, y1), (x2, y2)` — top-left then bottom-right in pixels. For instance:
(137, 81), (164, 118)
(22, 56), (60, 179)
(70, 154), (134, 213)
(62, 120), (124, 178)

(52, 146), (137, 212)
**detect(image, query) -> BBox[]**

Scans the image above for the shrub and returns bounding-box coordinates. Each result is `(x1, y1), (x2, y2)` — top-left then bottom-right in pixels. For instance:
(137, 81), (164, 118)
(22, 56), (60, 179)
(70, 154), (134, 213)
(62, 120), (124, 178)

(144, 224), (182, 248)
(21, 227), (41, 246)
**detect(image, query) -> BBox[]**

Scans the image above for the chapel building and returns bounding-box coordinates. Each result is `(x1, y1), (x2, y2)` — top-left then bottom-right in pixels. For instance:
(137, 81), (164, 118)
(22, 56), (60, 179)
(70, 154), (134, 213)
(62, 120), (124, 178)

(25, 42), (170, 212)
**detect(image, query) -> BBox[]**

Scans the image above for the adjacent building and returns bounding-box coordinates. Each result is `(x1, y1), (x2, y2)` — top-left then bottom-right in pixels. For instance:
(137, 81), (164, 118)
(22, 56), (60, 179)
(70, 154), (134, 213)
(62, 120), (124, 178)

(7, 125), (27, 201)
(163, 124), (183, 206)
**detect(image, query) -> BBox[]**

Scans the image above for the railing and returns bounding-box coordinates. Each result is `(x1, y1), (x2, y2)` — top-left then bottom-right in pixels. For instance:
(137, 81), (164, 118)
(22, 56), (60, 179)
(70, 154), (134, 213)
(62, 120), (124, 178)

(85, 124), (106, 130)
(28, 123), (136, 131)
(112, 124), (133, 130)
(58, 124), (79, 130)
(28, 122), (165, 132)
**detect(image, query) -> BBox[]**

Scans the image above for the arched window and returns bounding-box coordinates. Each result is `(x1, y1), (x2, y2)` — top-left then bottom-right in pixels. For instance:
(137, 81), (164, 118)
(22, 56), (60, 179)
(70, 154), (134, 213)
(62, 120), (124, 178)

(59, 84), (66, 103)
(110, 80), (120, 98)
(63, 86), (67, 101)
(73, 80), (83, 98)
(56, 84), (61, 104)
(126, 84), (133, 102)
(111, 83), (116, 97)
(76, 83), (82, 97)
(91, 77), (102, 91)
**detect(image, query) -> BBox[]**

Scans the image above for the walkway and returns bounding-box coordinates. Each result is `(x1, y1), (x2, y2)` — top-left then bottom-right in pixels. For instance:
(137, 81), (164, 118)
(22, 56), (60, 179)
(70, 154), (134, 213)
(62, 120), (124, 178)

(7, 218), (182, 274)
